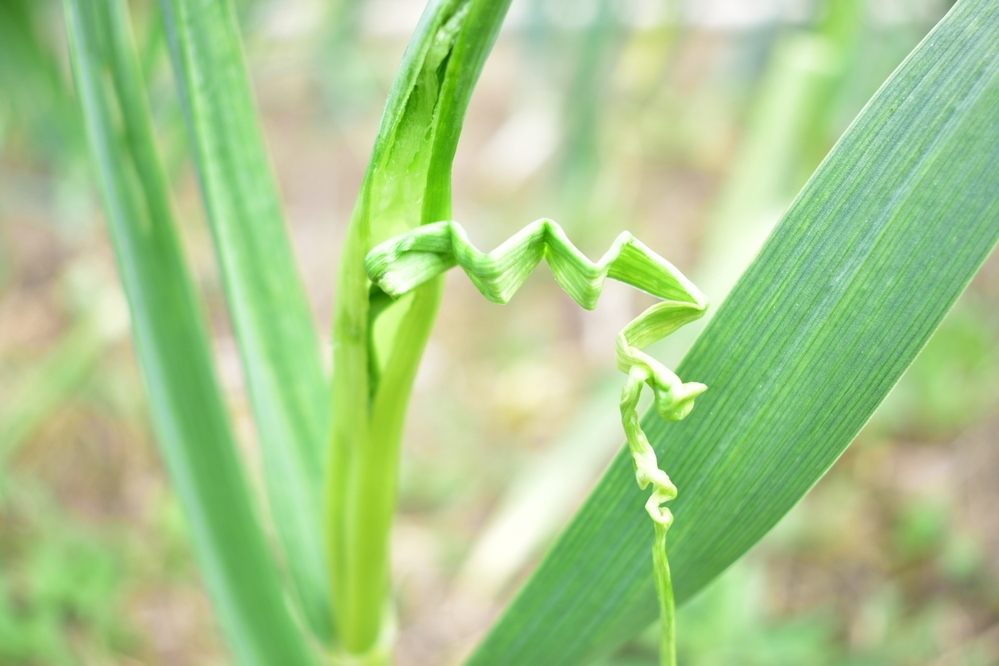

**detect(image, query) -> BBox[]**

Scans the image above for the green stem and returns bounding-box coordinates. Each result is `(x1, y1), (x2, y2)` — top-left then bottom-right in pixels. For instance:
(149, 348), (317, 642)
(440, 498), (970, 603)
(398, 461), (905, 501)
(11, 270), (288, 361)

(343, 277), (444, 651)
(654, 523), (676, 666)
(327, 0), (513, 655)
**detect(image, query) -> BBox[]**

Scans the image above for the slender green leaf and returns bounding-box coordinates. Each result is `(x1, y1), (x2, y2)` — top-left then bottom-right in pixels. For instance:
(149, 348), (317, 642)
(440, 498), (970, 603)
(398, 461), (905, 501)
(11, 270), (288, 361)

(63, 1), (318, 663)
(470, 2), (999, 663)
(159, 0), (331, 641)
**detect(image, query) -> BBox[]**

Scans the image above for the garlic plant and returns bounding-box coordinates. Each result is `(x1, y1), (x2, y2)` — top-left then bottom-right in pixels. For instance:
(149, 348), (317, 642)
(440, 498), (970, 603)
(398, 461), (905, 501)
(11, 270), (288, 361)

(62, 0), (999, 662)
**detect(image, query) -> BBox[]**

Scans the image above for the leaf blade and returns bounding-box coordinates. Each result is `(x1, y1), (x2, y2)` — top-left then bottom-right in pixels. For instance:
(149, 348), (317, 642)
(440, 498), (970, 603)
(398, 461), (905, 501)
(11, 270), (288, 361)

(469, 2), (999, 663)
(159, 0), (332, 640)
(63, 1), (319, 662)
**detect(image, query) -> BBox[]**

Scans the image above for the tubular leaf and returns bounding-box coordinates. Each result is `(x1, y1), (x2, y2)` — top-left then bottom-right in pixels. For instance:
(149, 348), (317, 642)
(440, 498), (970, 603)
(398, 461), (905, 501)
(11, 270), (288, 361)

(63, 1), (318, 663)
(470, 1), (999, 663)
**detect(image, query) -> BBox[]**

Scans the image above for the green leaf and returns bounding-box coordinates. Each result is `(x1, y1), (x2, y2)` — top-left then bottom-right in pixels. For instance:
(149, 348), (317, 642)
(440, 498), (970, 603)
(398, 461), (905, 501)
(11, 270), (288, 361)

(469, 2), (999, 663)
(159, 0), (331, 641)
(63, 1), (318, 663)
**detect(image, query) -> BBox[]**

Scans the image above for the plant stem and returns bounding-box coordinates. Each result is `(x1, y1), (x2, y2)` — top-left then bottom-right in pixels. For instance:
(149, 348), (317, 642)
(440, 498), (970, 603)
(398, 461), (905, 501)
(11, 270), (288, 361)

(343, 277), (445, 650)
(654, 524), (676, 666)
(327, 0), (514, 655)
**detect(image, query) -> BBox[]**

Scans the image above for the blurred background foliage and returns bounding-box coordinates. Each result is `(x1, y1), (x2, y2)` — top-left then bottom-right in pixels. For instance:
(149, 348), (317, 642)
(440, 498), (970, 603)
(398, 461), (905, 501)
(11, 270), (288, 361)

(2, 0), (997, 663)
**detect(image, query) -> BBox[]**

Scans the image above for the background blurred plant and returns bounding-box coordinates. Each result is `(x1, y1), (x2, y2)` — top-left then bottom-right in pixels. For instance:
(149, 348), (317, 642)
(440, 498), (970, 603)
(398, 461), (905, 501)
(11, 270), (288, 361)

(2, 0), (999, 664)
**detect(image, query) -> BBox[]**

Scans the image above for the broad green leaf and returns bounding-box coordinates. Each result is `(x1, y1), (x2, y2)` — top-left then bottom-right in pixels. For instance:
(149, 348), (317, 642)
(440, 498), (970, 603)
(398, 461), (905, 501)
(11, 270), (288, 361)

(327, 0), (513, 653)
(470, 1), (999, 663)
(159, 0), (331, 641)
(63, 1), (318, 663)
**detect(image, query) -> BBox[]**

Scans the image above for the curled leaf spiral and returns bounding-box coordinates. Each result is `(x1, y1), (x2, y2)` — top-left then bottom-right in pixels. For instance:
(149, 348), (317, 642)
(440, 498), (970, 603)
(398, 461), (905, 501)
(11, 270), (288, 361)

(365, 219), (708, 666)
